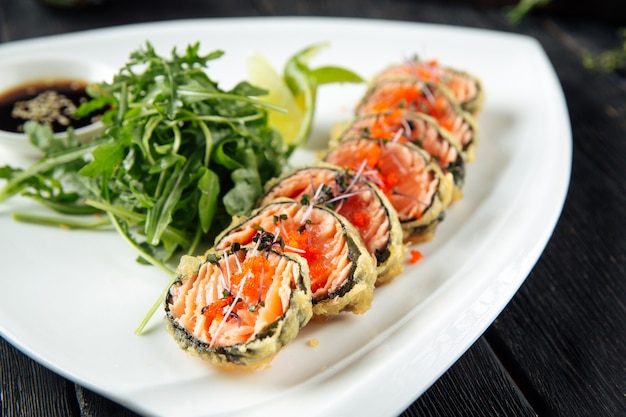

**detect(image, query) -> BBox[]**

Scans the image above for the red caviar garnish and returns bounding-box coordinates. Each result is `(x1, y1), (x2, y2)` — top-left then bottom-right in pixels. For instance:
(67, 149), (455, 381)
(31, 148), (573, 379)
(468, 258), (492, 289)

(283, 226), (326, 292)
(383, 170), (400, 190)
(417, 67), (434, 81)
(284, 227), (308, 251)
(409, 249), (424, 264)
(202, 295), (236, 329)
(369, 123), (394, 140)
(359, 141), (382, 167)
(371, 101), (394, 113)
(308, 262), (327, 292)
(238, 256), (275, 301)
(434, 95), (448, 114)
(350, 211), (370, 228)
(284, 227), (320, 265)
(204, 254), (276, 333)
(300, 244), (321, 267)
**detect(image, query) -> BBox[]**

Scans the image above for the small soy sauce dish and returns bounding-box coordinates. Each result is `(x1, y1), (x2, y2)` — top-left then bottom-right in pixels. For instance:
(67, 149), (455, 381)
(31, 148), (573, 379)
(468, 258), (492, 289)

(0, 56), (113, 159)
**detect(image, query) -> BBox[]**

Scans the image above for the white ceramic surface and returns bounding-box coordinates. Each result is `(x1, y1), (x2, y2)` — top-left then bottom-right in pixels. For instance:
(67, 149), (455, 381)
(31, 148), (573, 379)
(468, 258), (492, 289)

(0, 17), (571, 417)
(0, 56), (114, 158)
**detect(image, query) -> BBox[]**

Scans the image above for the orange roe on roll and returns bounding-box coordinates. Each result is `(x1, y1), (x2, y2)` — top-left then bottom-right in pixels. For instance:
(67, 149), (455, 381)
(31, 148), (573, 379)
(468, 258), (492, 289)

(409, 249), (424, 264)
(284, 227), (325, 292)
(202, 296), (237, 329)
(350, 211), (370, 228)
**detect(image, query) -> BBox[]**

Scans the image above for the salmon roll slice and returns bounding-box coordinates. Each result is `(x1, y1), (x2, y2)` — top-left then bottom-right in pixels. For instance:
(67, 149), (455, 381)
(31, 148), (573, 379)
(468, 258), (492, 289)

(356, 78), (478, 162)
(214, 199), (377, 316)
(165, 245), (312, 370)
(324, 137), (454, 243)
(337, 109), (465, 194)
(373, 58), (485, 115)
(260, 163), (406, 285)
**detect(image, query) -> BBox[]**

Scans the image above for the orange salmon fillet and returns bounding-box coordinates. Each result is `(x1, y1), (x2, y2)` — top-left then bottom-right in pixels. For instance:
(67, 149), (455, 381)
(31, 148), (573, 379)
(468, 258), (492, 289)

(168, 249), (296, 347)
(357, 79), (475, 154)
(325, 138), (438, 222)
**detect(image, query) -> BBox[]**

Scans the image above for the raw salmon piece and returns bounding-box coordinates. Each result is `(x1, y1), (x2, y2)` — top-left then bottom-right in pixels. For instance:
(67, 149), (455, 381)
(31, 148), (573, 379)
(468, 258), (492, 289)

(214, 199), (377, 316)
(357, 78), (478, 162)
(260, 163), (406, 285)
(374, 58), (484, 115)
(338, 109), (465, 195)
(324, 137), (453, 243)
(165, 245), (312, 370)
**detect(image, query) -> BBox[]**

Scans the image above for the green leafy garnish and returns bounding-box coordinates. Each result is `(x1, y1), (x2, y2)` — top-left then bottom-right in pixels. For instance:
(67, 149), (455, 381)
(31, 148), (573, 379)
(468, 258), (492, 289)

(505, 0), (550, 24)
(582, 28), (626, 73)
(0, 42), (292, 330)
(284, 42), (364, 151)
(0, 41), (362, 334)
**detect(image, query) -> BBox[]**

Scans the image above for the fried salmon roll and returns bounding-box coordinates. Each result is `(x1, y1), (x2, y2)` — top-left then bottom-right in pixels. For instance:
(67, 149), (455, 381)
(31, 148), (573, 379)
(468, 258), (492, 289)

(260, 163), (406, 285)
(356, 78), (478, 162)
(373, 58), (484, 115)
(165, 245), (312, 370)
(214, 199), (377, 316)
(337, 109), (465, 194)
(324, 137), (453, 243)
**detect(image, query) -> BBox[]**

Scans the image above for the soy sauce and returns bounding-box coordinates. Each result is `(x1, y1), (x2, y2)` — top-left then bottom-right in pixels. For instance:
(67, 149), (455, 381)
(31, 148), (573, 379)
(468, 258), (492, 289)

(0, 79), (99, 133)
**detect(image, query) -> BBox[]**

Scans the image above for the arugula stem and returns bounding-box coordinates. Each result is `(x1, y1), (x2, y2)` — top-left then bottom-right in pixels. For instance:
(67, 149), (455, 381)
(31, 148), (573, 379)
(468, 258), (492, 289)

(107, 212), (176, 277)
(180, 113), (266, 124)
(506, 0), (550, 24)
(124, 107), (160, 124)
(154, 169), (167, 200)
(12, 212), (111, 229)
(187, 225), (204, 256)
(177, 89), (286, 112)
(0, 144), (98, 203)
(171, 123), (182, 154)
(85, 198), (144, 222)
(142, 115), (164, 165)
(135, 272), (178, 335)
(85, 199), (191, 247)
(32, 197), (101, 216)
(198, 120), (213, 167)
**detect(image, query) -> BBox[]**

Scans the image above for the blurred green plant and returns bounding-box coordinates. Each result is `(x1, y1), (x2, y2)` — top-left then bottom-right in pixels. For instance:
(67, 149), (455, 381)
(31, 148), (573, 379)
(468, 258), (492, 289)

(507, 0), (625, 74)
(506, 0), (550, 25)
(582, 28), (626, 73)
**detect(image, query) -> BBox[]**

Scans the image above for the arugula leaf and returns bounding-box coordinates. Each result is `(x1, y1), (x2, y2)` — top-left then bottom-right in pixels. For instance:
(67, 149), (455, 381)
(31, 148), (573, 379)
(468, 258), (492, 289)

(78, 139), (126, 178)
(0, 42), (290, 265)
(224, 166), (262, 216)
(0, 41), (362, 333)
(197, 168), (220, 233)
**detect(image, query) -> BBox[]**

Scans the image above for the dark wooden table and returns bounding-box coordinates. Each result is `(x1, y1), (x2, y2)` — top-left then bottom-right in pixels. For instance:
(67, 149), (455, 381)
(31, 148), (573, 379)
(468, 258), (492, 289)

(1, 1), (625, 416)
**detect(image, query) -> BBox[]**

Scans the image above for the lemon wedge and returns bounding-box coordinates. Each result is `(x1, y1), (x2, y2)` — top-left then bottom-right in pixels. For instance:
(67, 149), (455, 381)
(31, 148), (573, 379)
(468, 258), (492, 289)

(247, 52), (304, 145)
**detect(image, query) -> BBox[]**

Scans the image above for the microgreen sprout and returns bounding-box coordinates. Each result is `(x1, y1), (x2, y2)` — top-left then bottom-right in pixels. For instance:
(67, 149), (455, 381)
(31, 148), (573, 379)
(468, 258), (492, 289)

(391, 127), (405, 142)
(256, 266), (265, 307)
(210, 272), (247, 348)
(297, 219), (313, 235)
(272, 213), (290, 239)
(420, 81), (437, 107)
(251, 225), (286, 254)
(207, 252), (230, 294)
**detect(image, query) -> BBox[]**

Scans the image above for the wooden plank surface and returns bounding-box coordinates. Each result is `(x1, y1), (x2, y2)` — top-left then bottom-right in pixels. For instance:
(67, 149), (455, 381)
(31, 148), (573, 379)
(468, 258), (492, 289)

(485, 15), (626, 417)
(1, 1), (625, 416)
